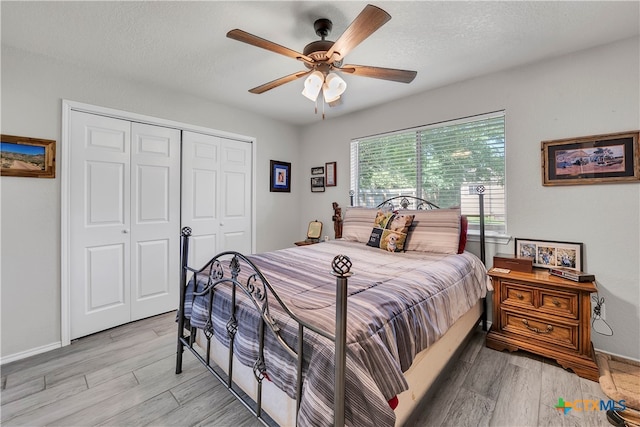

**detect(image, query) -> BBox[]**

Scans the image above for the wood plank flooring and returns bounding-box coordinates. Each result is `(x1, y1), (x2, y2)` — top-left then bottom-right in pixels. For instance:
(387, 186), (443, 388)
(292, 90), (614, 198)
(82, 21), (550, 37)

(1, 312), (611, 426)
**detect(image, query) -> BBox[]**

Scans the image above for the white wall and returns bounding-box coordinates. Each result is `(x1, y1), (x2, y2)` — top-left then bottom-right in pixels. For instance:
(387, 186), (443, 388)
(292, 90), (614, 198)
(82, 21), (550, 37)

(2, 37), (639, 362)
(298, 37), (640, 360)
(1, 46), (302, 359)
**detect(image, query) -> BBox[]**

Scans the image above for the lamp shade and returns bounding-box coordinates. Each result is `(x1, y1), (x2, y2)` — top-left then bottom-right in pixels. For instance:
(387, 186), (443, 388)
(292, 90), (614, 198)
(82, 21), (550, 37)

(301, 71), (324, 101)
(322, 73), (347, 103)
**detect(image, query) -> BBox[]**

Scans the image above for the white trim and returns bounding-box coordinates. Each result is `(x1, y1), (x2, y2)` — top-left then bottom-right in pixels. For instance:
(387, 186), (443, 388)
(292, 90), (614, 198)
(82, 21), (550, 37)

(61, 99), (257, 347)
(594, 347), (640, 364)
(466, 231), (512, 246)
(1, 341), (62, 365)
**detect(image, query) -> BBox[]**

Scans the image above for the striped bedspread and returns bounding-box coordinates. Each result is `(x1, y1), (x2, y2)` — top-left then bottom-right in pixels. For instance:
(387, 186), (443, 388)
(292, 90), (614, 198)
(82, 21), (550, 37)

(183, 240), (488, 427)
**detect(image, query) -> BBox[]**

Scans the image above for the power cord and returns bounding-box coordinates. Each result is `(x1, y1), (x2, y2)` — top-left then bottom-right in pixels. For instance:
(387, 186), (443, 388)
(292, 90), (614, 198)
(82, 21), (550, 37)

(592, 295), (613, 336)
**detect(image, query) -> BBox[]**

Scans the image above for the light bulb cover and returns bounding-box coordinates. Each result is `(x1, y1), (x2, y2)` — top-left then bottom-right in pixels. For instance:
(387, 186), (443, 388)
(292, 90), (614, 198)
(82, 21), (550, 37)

(301, 71), (324, 101)
(322, 73), (347, 103)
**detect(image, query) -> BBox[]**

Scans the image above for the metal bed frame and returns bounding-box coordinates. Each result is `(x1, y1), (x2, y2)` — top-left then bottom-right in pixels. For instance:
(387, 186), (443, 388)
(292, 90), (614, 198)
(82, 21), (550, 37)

(175, 226), (351, 426)
(175, 195), (487, 426)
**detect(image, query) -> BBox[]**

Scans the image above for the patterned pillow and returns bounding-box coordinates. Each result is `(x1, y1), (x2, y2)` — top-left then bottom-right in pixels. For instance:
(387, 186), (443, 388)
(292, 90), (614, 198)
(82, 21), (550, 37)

(366, 210), (414, 252)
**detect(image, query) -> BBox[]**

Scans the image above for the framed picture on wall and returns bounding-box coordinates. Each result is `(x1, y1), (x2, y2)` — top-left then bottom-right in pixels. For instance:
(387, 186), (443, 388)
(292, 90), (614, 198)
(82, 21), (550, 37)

(1, 134), (56, 178)
(311, 176), (325, 192)
(270, 160), (291, 192)
(311, 166), (324, 175)
(325, 161), (336, 187)
(542, 131), (639, 186)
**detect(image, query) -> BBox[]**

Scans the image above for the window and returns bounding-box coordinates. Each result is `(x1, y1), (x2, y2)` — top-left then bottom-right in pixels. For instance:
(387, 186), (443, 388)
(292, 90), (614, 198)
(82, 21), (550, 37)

(350, 111), (506, 234)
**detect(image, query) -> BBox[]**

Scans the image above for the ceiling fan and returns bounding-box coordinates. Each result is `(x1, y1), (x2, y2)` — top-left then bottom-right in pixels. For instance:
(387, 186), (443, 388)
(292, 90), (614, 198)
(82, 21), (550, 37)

(226, 4), (417, 108)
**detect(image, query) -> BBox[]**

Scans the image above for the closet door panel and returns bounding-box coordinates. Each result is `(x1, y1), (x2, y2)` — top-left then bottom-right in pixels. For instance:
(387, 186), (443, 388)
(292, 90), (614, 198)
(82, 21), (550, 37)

(220, 140), (252, 254)
(70, 111), (131, 339)
(181, 131), (221, 267)
(130, 123), (181, 320)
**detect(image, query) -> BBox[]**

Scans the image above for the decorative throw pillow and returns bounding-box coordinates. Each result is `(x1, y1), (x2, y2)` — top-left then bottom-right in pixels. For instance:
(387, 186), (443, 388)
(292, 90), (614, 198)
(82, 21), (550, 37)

(366, 210), (414, 252)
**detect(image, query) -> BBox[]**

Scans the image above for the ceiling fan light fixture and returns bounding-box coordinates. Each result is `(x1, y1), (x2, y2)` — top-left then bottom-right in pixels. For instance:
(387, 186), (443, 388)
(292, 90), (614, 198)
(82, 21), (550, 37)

(322, 73), (347, 103)
(301, 71), (324, 101)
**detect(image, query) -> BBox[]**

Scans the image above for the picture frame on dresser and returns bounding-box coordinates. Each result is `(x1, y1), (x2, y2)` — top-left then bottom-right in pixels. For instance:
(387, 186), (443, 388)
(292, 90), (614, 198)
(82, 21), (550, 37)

(514, 238), (583, 271)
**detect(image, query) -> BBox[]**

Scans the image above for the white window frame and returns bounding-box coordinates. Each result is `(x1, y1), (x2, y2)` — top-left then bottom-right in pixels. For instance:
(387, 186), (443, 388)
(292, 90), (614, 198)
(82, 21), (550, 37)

(350, 111), (508, 240)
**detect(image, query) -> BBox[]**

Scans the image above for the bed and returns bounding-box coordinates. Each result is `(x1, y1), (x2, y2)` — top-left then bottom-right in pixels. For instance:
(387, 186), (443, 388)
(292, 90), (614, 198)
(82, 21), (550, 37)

(176, 197), (489, 426)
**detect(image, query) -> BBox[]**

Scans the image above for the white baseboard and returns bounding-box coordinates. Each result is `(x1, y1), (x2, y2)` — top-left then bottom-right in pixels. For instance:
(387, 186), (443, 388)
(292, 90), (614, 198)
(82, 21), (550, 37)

(1, 341), (62, 366)
(594, 347), (640, 363)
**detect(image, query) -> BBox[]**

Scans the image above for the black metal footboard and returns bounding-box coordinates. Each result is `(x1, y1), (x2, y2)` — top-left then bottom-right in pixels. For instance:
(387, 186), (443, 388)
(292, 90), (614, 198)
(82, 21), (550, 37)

(175, 227), (349, 426)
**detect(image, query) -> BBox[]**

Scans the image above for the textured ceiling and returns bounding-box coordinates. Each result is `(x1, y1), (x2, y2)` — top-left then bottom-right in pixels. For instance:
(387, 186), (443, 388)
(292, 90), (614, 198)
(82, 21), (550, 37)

(2, 1), (639, 126)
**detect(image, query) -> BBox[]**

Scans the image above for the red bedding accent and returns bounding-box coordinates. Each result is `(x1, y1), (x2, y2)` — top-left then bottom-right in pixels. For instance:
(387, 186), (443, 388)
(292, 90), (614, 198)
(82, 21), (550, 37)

(458, 215), (468, 254)
(388, 395), (399, 410)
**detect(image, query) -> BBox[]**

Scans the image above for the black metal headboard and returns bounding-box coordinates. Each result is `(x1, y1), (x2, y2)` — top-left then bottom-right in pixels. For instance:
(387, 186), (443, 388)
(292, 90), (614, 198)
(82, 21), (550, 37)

(376, 195), (439, 210)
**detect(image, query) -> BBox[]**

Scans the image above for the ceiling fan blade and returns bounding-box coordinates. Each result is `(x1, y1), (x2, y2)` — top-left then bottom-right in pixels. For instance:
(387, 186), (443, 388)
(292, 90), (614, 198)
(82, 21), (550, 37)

(325, 4), (391, 62)
(248, 70), (312, 94)
(227, 29), (314, 63)
(339, 64), (417, 83)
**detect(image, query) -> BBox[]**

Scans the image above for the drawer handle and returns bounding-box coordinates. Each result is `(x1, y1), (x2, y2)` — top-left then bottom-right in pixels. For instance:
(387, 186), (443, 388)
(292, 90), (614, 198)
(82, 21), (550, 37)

(516, 293), (524, 300)
(521, 319), (554, 334)
(552, 299), (561, 307)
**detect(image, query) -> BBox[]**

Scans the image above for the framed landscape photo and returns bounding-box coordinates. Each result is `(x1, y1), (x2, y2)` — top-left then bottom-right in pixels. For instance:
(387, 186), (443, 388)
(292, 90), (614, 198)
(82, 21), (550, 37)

(270, 160), (291, 192)
(311, 176), (325, 192)
(325, 161), (336, 187)
(311, 166), (324, 175)
(514, 238), (583, 271)
(542, 131), (639, 186)
(1, 134), (56, 178)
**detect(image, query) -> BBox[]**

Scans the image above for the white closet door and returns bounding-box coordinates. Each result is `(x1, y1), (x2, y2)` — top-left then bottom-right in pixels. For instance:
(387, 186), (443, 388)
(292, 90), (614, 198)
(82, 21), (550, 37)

(181, 131), (221, 268)
(130, 123), (181, 321)
(69, 112), (181, 339)
(181, 131), (252, 268)
(70, 111), (132, 339)
(219, 139), (252, 254)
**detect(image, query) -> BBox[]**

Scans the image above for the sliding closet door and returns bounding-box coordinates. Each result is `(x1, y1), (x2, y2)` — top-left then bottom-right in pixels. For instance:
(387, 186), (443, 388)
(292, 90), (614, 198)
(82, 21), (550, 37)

(69, 112), (132, 338)
(130, 123), (181, 321)
(182, 131), (252, 269)
(69, 112), (180, 339)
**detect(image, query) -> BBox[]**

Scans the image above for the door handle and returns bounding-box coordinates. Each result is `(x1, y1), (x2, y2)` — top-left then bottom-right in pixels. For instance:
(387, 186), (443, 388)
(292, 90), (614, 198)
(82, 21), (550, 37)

(122, 229), (129, 234)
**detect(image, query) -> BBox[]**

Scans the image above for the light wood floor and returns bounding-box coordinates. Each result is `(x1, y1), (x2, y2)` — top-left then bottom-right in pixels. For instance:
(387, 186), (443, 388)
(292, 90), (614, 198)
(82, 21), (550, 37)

(1, 312), (611, 426)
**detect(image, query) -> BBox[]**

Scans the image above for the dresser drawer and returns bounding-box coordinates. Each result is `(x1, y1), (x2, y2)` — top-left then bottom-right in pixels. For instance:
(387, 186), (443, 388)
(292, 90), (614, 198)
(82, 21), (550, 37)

(501, 310), (579, 351)
(501, 281), (535, 309)
(539, 289), (578, 319)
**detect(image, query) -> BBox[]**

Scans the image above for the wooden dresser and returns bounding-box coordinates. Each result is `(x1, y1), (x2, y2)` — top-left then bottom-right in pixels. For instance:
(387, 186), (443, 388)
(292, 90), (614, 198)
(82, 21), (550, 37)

(486, 268), (599, 381)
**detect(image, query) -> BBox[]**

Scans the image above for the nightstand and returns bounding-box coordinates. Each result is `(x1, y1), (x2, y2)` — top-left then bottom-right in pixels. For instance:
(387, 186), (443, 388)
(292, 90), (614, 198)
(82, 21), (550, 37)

(486, 268), (599, 381)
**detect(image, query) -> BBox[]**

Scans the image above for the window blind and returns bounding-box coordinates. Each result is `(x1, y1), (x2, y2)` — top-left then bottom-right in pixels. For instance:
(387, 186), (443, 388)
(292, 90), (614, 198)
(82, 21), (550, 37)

(350, 112), (506, 233)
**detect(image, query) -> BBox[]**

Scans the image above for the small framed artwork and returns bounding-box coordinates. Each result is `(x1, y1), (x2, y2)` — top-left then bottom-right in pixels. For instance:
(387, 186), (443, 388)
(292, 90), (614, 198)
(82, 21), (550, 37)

(514, 238), (583, 271)
(311, 166), (324, 175)
(325, 161), (336, 187)
(542, 131), (639, 186)
(1, 134), (56, 178)
(270, 160), (291, 192)
(311, 176), (325, 192)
